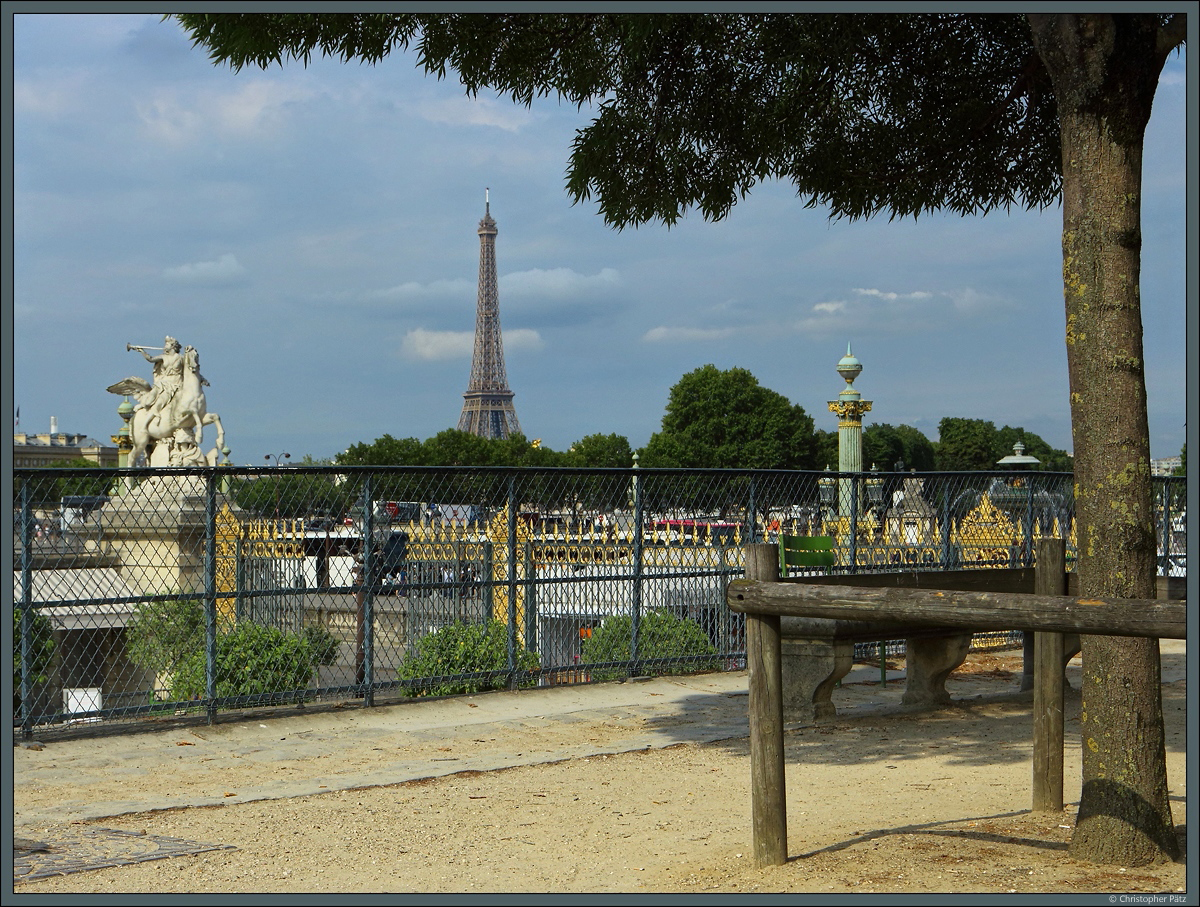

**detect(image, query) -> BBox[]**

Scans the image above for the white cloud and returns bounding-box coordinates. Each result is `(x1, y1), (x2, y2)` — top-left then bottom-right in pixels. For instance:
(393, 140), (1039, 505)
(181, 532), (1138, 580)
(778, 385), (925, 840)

(797, 284), (1010, 337)
(370, 278), (473, 300)
(402, 329), (473, 361)
(402, 327), (542, 360)
(14, 75), (86, 117)
(501, 267), (621, 297)
(502, 328), (544, 352)
(852, 288), (934, 301)
(136, 79), (316, 147)
(642, 326), (737, 344)
(943, 287), (1008, 314)
(162, 253), (246, 284)
(411, 95), (537, 133)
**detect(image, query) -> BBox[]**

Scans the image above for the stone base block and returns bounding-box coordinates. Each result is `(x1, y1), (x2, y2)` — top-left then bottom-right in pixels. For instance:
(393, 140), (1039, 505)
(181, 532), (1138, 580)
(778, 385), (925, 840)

(900, 633), (972, 708)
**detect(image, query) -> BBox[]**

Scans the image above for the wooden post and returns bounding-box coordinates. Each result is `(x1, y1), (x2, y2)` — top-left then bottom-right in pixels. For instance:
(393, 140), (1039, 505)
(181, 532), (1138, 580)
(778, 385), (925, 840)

(744, 543), (787, 866)
(1032, 537), (1066, 812)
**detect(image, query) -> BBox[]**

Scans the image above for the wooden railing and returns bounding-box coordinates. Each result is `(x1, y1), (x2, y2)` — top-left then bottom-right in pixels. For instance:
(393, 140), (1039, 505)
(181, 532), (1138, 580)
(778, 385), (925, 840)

(726, 539), (1187, 867)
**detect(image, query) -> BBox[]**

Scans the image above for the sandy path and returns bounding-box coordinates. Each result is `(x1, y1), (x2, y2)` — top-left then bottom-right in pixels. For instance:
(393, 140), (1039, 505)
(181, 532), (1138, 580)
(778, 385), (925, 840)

(12, 646), (1188, 895)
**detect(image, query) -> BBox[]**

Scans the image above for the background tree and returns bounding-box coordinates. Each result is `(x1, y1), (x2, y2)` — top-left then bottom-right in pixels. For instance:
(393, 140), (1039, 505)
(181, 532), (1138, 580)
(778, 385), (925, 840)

(813, 429), (840, 472)
(639, 365), (818, 470)
(935, 418), (1073, 472)
(994, 425), (1073, 472)
(45, 458), (113, 502)
(174, 11), (1186, 864)
(566, 433), (634, 468)
(892, 425), (937, 473)
(232, 471), (353, 521)
(934, 418), (1002, 471)
(337, 434), (426, 467)
(862, 424), (906, 473)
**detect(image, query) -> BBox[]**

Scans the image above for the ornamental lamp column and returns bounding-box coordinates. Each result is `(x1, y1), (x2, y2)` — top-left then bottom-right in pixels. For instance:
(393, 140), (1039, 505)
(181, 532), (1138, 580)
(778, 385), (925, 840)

(828, 344), (872, 521)
(111, 397), (136, 495)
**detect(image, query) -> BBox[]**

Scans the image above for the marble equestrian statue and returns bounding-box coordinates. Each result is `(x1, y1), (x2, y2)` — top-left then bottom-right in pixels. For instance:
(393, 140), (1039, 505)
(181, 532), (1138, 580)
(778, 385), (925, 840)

(107, 336), (226, 467)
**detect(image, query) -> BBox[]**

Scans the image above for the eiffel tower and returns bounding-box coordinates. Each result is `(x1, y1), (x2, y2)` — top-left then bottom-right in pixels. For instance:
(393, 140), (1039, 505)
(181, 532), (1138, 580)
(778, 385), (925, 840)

(457, 190), (522, 440)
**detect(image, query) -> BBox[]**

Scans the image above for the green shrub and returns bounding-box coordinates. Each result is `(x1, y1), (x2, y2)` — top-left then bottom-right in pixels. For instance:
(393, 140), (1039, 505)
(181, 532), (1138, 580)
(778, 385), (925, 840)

(169, 622), (320, 702)
(302, 623), (342, 666)
(398, 620), (539, 696)
(581, 610), (720, 682)
(13, 606), (56, 694)
(126, 598), (205, 677)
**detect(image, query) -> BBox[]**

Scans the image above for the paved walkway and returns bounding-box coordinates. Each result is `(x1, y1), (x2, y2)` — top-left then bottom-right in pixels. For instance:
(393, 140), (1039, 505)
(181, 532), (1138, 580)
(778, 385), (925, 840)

(15, 642), (1185, 833)
(13, 658), (935, 831)
(14, 670), (753, 830)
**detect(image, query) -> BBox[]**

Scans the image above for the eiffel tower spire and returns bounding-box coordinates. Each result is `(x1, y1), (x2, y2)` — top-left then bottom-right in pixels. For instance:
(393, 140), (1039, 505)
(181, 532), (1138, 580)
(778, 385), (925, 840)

(458, 190), (522, 439)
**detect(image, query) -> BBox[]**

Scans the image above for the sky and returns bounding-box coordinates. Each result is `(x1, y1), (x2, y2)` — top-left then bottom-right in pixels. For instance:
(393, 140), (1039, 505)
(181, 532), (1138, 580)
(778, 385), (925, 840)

(8, 13), (1193, 467)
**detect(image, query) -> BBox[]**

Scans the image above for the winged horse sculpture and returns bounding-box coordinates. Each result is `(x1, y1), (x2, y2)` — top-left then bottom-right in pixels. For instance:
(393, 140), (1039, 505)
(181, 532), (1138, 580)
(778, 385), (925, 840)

(107, 345), (225, 467)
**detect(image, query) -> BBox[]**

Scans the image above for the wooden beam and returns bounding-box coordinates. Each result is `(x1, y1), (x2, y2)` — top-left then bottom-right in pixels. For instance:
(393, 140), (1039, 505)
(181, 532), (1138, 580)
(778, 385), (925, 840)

(744, 544), (787, 866)
(727, 580), (1185, 639)
(794, 568), (1036, 594)
(1032, 538), (1066, 812)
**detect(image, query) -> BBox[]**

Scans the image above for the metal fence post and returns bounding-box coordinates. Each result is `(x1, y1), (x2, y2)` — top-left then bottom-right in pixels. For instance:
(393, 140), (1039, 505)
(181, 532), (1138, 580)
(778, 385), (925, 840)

(361, 476), (375, 706)
(523, 540), (537, 663)
(630, 465), (645, 676)
(506, 474), (518, 688)
(235, 537), (245, 622)
(205, 469), (218, 723)
(18, 478), (35, 739)
(453, 539), (463, 620)
(849, 477), (859, 573)
(747, 477), (758, 544)
(1024, 478), (1035, 567)
(483, 540), (494, 623)
(941, 480), (953, 568)
(1159, 478), (1170, 564)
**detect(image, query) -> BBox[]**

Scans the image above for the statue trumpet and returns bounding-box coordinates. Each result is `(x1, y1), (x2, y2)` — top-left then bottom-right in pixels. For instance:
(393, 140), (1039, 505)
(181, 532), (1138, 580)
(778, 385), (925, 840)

(127, 344), (165, 352)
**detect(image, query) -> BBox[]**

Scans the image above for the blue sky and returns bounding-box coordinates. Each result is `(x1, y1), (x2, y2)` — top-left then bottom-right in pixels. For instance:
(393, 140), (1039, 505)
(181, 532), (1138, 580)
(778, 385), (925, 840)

(9, 13), (1191, 466)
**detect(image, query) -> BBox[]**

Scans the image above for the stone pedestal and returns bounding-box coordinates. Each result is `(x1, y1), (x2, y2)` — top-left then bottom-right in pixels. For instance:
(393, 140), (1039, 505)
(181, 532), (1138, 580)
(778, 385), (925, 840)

(96, 476), (216, 596)
(780, 616), (975, 722)
(899, 633), (972, 708)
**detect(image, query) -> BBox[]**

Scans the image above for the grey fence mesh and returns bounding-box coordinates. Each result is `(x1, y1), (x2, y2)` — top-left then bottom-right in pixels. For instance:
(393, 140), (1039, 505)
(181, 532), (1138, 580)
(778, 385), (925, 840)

(12, 465), (1186, 736)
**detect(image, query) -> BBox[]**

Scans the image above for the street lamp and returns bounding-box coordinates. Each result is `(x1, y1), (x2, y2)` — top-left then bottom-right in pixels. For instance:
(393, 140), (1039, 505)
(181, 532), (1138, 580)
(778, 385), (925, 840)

(264, 452), (290, 518)
(818, 467), (837, 524)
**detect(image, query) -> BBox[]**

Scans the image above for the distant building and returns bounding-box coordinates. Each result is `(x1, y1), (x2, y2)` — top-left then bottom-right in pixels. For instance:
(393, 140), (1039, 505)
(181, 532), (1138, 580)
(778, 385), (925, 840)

(14, 417), (118, 467)
(1151, 456), (1182, 477)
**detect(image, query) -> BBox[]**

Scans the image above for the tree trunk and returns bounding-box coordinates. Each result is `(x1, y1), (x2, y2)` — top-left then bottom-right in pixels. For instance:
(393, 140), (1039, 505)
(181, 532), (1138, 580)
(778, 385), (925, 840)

(1027, 13), (1178, 865)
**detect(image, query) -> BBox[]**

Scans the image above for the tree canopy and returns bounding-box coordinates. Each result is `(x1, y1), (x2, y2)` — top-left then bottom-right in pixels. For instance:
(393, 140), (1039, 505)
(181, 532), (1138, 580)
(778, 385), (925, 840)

(174, 11), (1186, 865)
(174, 13), (1064, 226)
(862, 423), (937, 473)
(934, 418), (1073, 472)
(640, 365), (818, 470)
(566, 433), (634, 469)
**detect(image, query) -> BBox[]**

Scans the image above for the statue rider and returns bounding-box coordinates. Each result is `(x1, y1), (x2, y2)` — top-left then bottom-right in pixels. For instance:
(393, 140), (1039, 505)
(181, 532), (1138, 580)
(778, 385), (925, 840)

(132, 336), (185, 433)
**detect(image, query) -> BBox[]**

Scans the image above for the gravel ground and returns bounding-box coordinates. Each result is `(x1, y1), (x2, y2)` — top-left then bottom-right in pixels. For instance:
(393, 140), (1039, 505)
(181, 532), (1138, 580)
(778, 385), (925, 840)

(11, 645), (1190, 896)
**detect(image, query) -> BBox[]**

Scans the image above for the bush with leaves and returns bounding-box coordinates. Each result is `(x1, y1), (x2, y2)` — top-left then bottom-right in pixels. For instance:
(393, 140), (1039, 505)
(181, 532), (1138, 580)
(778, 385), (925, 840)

(169, 621), (322, 702)
(301, 623), (342, 666)
(125, 598), (206, 679)
(398, 620), (539, 696)
(581, 610), (720, 682)
(13, 606), (56, 701)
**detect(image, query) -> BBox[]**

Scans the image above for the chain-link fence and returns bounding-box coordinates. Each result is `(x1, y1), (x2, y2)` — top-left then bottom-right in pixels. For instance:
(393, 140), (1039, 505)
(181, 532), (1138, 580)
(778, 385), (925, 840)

(11, 464), (1186, 736)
